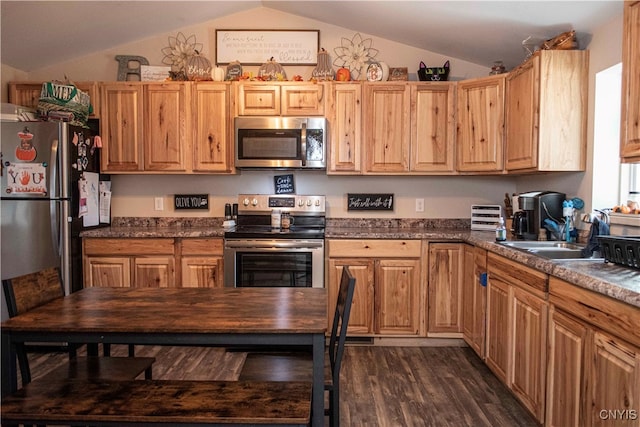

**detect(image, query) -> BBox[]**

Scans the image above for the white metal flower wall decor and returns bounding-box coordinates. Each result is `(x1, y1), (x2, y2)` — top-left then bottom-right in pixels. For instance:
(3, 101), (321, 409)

(333, 33), (379, 80)
(161, 32), (203, 72)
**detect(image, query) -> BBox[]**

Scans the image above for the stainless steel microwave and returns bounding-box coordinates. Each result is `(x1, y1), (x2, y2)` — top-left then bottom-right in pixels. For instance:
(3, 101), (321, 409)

(234, 117), (327, 169)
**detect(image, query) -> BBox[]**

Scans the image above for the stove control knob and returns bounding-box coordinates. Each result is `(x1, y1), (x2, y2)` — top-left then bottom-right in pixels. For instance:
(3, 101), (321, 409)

(314, 199), (321, 206)
(242, 198), (249, 206)
(298, 199), (305, 207)
(306, 199), (312, 207)
(251, 198), (259, 206)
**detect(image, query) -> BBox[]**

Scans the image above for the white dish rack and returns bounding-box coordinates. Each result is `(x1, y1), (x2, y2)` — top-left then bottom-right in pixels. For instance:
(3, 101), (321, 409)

(471, 205), (502, 230)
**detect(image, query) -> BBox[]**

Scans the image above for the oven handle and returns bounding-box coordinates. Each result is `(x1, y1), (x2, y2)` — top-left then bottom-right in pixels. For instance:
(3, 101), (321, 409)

(300, 122), (307, 166)
(224, 240), (324, 249)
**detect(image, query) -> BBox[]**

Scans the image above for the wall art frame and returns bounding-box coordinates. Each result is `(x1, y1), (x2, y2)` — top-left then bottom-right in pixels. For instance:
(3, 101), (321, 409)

(215, 29), (319, 65)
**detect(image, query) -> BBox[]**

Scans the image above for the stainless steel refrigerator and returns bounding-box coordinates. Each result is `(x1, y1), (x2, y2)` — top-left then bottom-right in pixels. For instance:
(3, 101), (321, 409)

(1, 120), (108, 320)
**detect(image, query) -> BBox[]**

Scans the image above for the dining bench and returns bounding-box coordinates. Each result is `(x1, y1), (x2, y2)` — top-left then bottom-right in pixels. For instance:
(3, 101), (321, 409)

(1, 377), (312, 427)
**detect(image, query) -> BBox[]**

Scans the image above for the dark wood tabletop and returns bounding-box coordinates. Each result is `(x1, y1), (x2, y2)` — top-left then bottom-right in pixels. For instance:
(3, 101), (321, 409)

(1, 286), (328, 426)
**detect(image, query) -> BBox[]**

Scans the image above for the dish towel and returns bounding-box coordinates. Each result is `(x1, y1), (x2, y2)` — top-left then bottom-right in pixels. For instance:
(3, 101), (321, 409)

(581, 217), (610, 257)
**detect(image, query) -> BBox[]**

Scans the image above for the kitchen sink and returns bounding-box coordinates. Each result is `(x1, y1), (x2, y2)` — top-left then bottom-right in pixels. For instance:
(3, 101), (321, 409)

(500, 241), (603, 260)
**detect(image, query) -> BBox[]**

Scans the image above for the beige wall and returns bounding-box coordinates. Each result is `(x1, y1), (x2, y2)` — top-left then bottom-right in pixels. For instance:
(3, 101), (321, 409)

(1, 6), (624, 220)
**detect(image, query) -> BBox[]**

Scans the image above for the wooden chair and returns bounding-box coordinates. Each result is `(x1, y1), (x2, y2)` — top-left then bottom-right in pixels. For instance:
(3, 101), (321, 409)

(239, 266), (356, 427)
(2, 267), (154, 385)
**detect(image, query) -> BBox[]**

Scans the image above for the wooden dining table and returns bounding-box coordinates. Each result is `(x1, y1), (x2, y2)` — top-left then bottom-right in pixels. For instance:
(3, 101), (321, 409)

(1, 286), (328, 427)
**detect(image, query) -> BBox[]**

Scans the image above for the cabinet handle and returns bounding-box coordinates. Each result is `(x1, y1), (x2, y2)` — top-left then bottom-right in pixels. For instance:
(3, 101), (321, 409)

(479, 272), (487, 287)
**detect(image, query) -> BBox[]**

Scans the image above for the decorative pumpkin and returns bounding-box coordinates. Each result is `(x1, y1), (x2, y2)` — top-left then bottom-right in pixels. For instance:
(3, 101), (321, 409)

(335, 67), (351, 81)
(366, 60), (389, 82)
(186, 50), (212, 81)
(258, 57), (287, 81)
(311, 48), (334, 81)
(225, 60), (243, 81)
(211, 66), (225, 82)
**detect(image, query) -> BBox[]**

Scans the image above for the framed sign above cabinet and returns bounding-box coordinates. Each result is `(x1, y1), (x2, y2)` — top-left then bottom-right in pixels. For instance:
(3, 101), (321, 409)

(215, 29), (319, 65)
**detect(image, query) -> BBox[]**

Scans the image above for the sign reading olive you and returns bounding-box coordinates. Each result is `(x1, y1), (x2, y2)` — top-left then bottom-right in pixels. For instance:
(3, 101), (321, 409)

(347, 194), (394, 211)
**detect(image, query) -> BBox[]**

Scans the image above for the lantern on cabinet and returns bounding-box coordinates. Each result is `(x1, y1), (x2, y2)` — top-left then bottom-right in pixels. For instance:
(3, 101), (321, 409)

(186, 51), (213, 81)
(258, 57), (287, 81)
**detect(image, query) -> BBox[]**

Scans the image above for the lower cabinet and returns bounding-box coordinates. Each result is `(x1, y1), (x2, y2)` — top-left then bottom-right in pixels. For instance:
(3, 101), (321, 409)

(486, 253), (548, 423)
(547, 277), (640, 427)
(461, 244), (487, 357)
(326, 239), (423, 337)
(83, 237), (223, 288)
(427, 242), (464, 335)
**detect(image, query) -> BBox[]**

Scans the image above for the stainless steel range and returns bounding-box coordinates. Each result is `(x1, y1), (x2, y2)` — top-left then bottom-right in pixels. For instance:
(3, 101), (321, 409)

(223, 194), (326, 288)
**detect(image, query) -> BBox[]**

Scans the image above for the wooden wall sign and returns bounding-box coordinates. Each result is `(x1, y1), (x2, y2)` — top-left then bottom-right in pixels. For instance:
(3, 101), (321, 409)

(274, 174), (295, 194)
(347, 193), (394, 211)
(215, 29), (319, 65)
(174, 194), (209, 210)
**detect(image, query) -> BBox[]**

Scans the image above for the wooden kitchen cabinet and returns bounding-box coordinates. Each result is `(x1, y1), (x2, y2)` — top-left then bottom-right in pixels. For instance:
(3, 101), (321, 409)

(192, 82), (233, 172)
(456, 75), (505, 172)
(548, 277), (640, 427)
(235, 82), (325, 116)
(410, 82), (456, 173)
(100, 82), (144, 172)
(143, 82), (190, 172)
(461, 244), (487, 357)
(179, 238), (224, 288)
(486, 253), (548, 423)
(505, 50), (588, 172)
(427, 243), (463, 334)
(8, 81), (101, 118)
(83, 238), (175, 288)
(327, 239), (424, 337)
(621, 1), (640, 162)
(327, 82), (362, 174)
(363, 82), (411, 173)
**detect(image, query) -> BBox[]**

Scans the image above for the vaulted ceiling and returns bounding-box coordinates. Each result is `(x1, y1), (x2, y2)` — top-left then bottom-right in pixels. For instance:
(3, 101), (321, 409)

(0, 1), (623, 73)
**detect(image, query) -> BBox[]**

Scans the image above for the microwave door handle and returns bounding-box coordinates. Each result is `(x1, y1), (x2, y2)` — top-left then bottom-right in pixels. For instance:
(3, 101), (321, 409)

(300, 123), (307, 166)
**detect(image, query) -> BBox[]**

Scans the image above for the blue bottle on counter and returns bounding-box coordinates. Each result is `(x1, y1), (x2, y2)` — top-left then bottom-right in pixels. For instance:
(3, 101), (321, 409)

(495, 217), (507, 242)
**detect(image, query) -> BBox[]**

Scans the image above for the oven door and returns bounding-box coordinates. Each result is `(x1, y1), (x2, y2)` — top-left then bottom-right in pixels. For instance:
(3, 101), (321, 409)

(223, 239), (324, 288)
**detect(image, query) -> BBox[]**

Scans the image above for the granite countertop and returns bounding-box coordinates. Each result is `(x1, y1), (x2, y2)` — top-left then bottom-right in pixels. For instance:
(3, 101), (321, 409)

(81, 218), (640, 308)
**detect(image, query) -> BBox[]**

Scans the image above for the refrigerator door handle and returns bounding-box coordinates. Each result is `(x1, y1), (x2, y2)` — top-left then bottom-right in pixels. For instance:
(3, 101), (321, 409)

(50, 199), (61, 258)
(49, 138), (59, 199)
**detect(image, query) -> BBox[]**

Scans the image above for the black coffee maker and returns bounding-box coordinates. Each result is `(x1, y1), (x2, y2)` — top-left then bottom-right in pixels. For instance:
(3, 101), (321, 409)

(513, 191), (566, 240)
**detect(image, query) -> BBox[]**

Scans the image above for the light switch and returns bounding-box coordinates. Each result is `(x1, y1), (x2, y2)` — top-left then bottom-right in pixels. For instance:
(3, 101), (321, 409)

(154, 197), (164, 211)
(415, 198), (425, 212)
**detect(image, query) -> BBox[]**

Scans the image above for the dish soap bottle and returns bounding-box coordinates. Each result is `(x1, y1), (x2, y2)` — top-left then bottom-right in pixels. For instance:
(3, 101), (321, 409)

(495, 217), (507, 242)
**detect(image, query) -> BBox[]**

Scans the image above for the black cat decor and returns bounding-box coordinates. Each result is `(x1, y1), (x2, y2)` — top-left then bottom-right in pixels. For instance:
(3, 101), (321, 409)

(418, 60), (450, 81)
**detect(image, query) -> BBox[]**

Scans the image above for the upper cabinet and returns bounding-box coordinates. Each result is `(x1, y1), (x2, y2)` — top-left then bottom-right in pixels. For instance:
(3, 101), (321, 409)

(101, 81), (233, 174)
(8, 81), (101, 118)
(505, 50), (588, 172)
(621, 1), (640, 162)
(235, 82), (326, 116)
(327, 82), (362, 174)
(456, 75), (505, 173)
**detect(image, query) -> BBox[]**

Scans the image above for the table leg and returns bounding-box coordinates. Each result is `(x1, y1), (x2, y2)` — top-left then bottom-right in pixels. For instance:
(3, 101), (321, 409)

(1, 331), (17, 397)
(311, 333), (324, 427)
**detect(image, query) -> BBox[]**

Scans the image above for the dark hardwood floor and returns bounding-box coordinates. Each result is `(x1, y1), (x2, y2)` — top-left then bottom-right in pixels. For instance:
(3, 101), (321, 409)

(23, 344), (538, 427)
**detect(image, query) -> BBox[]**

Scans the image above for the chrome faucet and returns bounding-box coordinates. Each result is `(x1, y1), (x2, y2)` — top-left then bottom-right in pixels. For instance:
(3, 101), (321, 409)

(582, 209), (610, 225)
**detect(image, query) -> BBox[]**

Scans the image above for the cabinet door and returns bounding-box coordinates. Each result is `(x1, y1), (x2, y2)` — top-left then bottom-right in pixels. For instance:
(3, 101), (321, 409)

(328, 83), (362, 173)
(411, 83), (456, 172)
(144, 83), (190, 171)
(456, 75), (505, 172)
(486, 274), (511, 383)
(192, 83), (232, 172)
(8, 82), (43, 109)
(546, 308), (588, 427)
(510, 285), (548, 422)
(281, 84), (325, 116)
(590, 332), (640, 427)
(84, 256), (131, 287)
(363, 83), (411, 173)
(100, 83), (144, 172)
(375, 259), (420, 335)
(505, 58), (538, 170)
(328, 259), (374, 335)
(133, 257), (175, 288)
(181, 256), (223, 288)
(462, 245), (487, 357)
(236, 84), (280, 115)
(621, 1), (640, 162)
(428, 243), (463, 333)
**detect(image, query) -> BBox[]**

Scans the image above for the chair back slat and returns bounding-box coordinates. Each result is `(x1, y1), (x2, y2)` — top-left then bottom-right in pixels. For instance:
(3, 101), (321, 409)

(328, 266), (356, 383)
(2, 267), (63, 317)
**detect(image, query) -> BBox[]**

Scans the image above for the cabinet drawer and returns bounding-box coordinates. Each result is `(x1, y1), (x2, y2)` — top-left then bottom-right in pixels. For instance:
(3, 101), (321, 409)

(487, 252), (547, 297)
(328, 239), (421, 258)
(84, 238), (175, 256)
(180, 238), (223, 256)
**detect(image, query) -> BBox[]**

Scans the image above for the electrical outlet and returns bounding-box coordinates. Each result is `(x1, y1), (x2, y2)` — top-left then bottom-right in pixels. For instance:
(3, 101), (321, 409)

(154, 197), (164, 211)
(415, 198), (425, 212)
